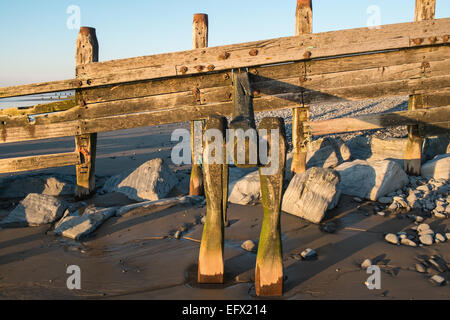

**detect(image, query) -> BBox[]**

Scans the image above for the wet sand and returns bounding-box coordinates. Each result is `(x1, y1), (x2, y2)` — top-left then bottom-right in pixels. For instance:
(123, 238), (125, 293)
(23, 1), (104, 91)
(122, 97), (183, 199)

(0, 123), (449, 300)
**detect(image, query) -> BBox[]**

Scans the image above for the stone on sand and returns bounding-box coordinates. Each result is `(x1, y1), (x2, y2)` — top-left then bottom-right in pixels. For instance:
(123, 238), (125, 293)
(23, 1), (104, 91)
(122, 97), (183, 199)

(282, 167), (341, 224)
(301, 248), (317, 259)
(305, 137), (350, 169)
(417, 223), (431, 233)
(54, 206), (117, 240)
(335, 159), (408, 201)
(228, 171), (260, 205)
(361, 259), (372, 269)
(421, 154), (450, 180)
(401, 238), (417, 247)
(0, 193), (68, 227)
(415, 263), (427, 273)
(385, 233), (399, 245)
(102, 158), (178, 201)
(419, 234), (434, 246)
(429, 275), (446, 286)
(241, 240), (256, 252)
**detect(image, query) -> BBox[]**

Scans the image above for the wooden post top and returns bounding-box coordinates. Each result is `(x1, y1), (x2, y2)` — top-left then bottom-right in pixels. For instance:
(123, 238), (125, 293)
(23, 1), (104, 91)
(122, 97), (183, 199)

(297, 0), (312, 10)
(79, 26), (97, 36)
(193, 13), (208, 24)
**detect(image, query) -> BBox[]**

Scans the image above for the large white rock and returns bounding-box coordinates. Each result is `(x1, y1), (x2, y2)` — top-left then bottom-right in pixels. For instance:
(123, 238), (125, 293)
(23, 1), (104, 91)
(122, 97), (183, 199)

(282, 167), (341, 223)
(228, 171), (261, 205)
(306, 137), (351, 169)
(102, 158), (178, 201)
(367, 137), (408, 166)
(335, 159), (408, 201)
(54, 206), (117, 240)
(0, 193), (68, 227)
(421, 154), (450, 181)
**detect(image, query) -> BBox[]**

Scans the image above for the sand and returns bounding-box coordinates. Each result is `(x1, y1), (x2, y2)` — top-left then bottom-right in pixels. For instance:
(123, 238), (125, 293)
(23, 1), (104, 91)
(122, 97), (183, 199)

(0, 109), (449, 300)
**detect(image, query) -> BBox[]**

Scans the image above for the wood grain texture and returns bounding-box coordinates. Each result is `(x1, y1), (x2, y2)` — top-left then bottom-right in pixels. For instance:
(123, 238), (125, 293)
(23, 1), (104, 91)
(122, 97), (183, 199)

(0, 152), (80, 174)
(307, 105), (450, 136)
(190, 14), (208, 197)
(75, 27), (98, 199)
(2, 18), (448, 99)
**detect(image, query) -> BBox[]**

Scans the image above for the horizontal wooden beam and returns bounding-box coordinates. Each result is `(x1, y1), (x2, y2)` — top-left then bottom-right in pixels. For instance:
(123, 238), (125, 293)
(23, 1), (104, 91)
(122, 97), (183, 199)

(1, 45), (448, 129)
(0, 18), (449, 99)
(307, 105), (450, 136)
(0, 99), (76, 117)
(76, 18), (449, 88)
(0, 152), (81, 174)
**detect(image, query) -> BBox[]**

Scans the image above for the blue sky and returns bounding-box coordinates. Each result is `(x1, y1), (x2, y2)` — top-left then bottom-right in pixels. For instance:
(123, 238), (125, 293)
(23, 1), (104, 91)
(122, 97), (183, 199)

(0, 0), (449, 86)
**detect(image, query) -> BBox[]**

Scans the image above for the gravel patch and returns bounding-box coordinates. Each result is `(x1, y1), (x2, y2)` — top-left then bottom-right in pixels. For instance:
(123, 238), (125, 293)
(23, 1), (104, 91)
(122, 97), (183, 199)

(253, 96), (409, 151)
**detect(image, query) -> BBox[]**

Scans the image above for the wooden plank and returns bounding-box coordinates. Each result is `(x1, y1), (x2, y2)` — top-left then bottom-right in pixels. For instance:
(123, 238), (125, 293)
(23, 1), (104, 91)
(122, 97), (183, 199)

(307, 105), (450, 136)
(77, 18), (450, 84)
(75, 27), (98, 199)
(0, 152), (80, 174)
(291, 0), (312, 176)
(0, 99), (76, 117)
(74, 45), (449, 107)
(0, 73), (449, 145)
(190, 13), (208, 197)
(0, 18), (449, 99)
(404, 0), (437, 176)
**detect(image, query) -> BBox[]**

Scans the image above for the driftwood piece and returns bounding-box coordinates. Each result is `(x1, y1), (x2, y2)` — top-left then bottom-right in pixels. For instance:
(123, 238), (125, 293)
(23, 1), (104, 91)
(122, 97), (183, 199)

(115, 196), (204, 217)
(198, 116), (228, 283)
(255, 117), (286, 297)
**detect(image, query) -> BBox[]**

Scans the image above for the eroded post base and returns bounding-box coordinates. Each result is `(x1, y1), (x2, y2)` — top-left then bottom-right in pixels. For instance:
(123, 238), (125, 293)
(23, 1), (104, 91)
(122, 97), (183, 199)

(255, 117), (286, 297)
(198, 116), (228, 284)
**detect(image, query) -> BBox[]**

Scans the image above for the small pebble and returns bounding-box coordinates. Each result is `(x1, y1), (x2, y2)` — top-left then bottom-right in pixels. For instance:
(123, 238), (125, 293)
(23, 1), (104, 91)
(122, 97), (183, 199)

(401, 238), (417, 247)
(377, 211), (386, 217)
(174, 230), (181, 239)
(415, 263), (427, 273)
(435, 233), (446, 242)
(429, 275), (446, 286)
(361, 259), (372, 269)
(301, 248), (317, 260)
(417, 223), (430, 233)
(353, 197), (363, 203)
(419, 234), (434, 246)
(241, 240), (256, 252)
(415, 216), (424, 223)
(385, 233), (399, 245)
(201, 216), (206, 224)
(434, 212), (447, 219)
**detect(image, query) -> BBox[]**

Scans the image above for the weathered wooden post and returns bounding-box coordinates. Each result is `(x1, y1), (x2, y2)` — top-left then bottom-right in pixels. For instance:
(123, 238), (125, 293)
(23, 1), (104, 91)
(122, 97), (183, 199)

(229, 70), (258, 168)
(198, 116), (228, 283)
(404, 0), (436, 175)
(189, 14), (208, 196)
(291, 0), (312, 176)
(75, 27), (98, 199)
(256, 118), (286, 297)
